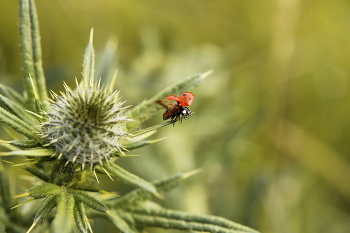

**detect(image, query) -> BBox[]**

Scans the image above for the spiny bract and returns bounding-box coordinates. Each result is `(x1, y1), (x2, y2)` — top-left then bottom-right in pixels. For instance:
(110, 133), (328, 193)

(40, 82), (131, 168)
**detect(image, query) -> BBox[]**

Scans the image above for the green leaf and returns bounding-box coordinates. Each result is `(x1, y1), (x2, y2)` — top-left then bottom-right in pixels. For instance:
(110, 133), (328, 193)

(123, 138), (165, 151)
(0, 148), (54, 156)
(69, 189), (109, 213)
(107, 211), (138, 233)
(0, 94), (39, 125)
(82, 29), (95, 87)
(102, 162), (160, 197)
(18, 0), (48, 110)
(27, 0), (47, 106)
(27, 183), (63, 198)
(0, 169), (13, 211)
(33, 194), (57, 223)
(74, 201), (92, 233)
(0, 221), (5, 233)
(0, 83), (26, 107)
(120, 210), (254, 233)
(95, 38), (118, 82)
(52, 190), (75, 233)
(126, 70), (213, 130)
(24, 167), (49, 182)
(9, 139), (41, 148)
(109, 171), (198, 209)
(129, 208), (258, 233)
(0, 106), (38, 140)
(152, 170), (200, 194)
(74, 184), (117, 196)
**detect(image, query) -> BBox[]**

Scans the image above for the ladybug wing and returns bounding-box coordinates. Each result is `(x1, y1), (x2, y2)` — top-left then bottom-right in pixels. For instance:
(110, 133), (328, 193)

(162, 108), (178, 120)
(155, 100), (179, 120)
(179, 92), (195, 106)
(155, 99), (176, 110)
(166, 95), (181, 103)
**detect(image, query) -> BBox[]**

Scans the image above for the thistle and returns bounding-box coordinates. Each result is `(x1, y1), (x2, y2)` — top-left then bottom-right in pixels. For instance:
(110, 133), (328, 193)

(41, 82), (130, 169)
(0, 1), (259, 233)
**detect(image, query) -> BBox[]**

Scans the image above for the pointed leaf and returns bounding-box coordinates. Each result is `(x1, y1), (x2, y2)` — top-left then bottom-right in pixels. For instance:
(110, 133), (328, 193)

(0, 106), (38, 140)
(52, 190), (75, 233)
(19, 0), (36, 105)
(123, 138), (165, 151)
(129, 208), (258, 233)
(0, 170), (13, 211)
(110, 171), (198, 209)
(75, 184), (118, 196)
(9, 139), (41, 148)
(24, 167), (49, 182)
(27, 0), (48, 106)
(33, 194), (57, 223)
(126, 70), (213, 130)
(0, 148), (54, 156)
(95, 38), (118, 82)
(27, 183), (63, 198)
(74, 201), (92, 233)
(18, 0), (48, 109)
(102, 162), (159, 196)
(152, 170), (200, 194)
(122, 210), (255, 233)
(69, 189), (109, 213)
(0, 83), (26, 107)
(82, 29), (95, 87)
(0, 94), (39, 125)
(107, 211), (137, 233)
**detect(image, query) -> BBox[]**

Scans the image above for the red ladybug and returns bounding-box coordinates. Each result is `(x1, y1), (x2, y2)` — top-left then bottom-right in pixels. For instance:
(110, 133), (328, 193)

(155, 92), (195, 125)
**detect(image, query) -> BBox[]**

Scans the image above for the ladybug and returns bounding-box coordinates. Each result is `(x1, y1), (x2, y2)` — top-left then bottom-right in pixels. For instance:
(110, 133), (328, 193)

(155, 92), (195, 125)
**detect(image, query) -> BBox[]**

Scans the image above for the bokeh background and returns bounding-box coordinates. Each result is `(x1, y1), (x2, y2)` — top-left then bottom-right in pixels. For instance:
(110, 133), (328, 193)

(1, 0), (350, 232)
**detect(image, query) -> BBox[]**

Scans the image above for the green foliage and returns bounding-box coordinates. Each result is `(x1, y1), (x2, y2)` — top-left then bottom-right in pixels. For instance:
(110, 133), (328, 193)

(102, 162), (159, 196)
(0, 107), (37, 140)
(18, 0), (47, 111)
(52, 191), (75, 233)
(0, 0), (258, 233)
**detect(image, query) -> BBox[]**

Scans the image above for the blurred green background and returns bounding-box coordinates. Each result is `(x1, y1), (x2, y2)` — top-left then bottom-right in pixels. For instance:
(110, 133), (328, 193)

(1, 0), (350, 232)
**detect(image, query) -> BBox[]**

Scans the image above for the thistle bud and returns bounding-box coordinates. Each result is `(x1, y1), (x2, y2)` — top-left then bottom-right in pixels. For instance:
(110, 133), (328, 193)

(41, 82), (130, 168)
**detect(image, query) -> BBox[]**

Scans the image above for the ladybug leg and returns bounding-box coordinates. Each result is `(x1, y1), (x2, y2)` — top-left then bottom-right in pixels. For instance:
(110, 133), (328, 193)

(171, 117), (177, 127)
(170, 113), (179, 126)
